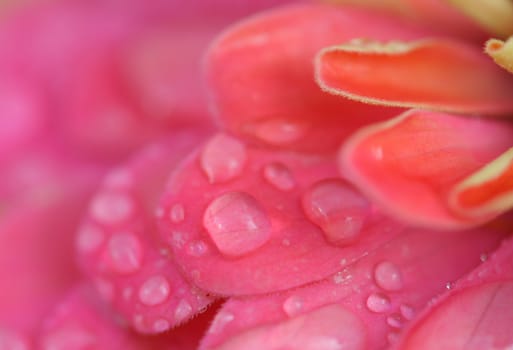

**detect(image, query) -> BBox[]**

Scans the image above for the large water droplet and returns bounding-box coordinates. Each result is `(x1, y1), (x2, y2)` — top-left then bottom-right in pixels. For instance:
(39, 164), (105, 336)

(90, 192), (134, 225)
(263, 162), (296, 191)
(283, 296), (304, 317)
(366, 293), (391, 313)
(169, 203), (185, 223)
(253, 119), (306, 145)
(302, 180), (369, 245)
(200, 134), (247, 184)
(108, 232), (143, 274)
(374, 261), (403, 291)
(203, 192), (271, 256)
(139, 275), (170, 306)
(174, 299), (193, 323)
(76, 225), (104, 253)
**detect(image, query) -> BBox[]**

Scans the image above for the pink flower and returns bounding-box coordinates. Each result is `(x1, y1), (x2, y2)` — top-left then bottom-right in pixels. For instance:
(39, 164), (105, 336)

(1, 0), (513, 349)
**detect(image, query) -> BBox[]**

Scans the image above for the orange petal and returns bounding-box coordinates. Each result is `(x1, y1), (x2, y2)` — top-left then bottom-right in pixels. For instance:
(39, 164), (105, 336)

(486, 37), (513, 74)
(449, 147), (513, 221)
(339, 109), (513, 230)
(316, 38), (513, 115)
(448, 0), (513, 38)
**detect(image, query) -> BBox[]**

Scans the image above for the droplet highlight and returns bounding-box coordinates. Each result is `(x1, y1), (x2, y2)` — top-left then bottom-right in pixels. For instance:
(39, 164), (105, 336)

(169, 203), (185, 223)
(90, 192), (134, 225)
(174, 299), (193, 323)
(153, 319), (170, 333)
(108, 232), (143, 274)
(76, 225), (104, 253)
(200, 134), (247, 184)
(374, 261), (403, 291)
(282, 296), (304, 317)
(139, 275), (170, 306)
(263, 162), (296, 191)
(302, 180), (369, 245)
(366, 293), (391, 313)
(203, 192), (271, 256)
(186, 240), (208, 257)
(253, 119), (306, 145)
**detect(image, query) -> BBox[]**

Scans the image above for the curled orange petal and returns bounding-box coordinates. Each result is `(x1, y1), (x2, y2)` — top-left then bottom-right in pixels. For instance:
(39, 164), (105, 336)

(449, 147), (513, 220)
(486, 37), (513, 74)
(316, 38), (513, 115)
(448, 0), (513, 38)
(339, 109), (513, 230)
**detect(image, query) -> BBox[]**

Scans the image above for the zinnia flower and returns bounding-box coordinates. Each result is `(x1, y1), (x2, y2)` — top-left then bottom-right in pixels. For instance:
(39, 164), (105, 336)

(1, 0), (513, 349)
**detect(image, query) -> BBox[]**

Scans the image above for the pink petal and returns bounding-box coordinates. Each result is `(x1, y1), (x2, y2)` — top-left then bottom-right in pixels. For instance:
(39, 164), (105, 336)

(316, 38), (513, 115)
(396, 236), (513, 349)
(205, 3), (434, 152)
(200, 224), (507, 349)
(77, 129), (216, 334)
(339, 109), (513, 229)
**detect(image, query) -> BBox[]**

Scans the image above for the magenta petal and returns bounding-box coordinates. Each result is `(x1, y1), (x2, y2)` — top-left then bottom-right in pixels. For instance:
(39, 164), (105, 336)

(199, 225), (507, 349)
(396, 235), (513, 349)
(77, 129), (215, 334)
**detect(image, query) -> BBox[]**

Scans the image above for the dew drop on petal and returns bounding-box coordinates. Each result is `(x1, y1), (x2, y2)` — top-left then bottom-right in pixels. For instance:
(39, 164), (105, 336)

(200, 134), (247, 184)
(282, 296), (304, 317)
(76, 225), (104, 253)
(386, 314), (403, 329)
(374, 261), (403, 291)
(253, 119), (306, 145)
(153, 319), (170, 333)
(208, 311), (235, 334)
(139, 276), (170, 306)
(42, 325), (95, 350)
(203, 192), (271, 257)
(103, 168), (133, 188)
(169, 203), (185, 223)
(90, 192), (134, 225)
(366, 293), (391, 313)
(174, 299), (193, 323)
(186, 240), (208, 257)
(263, 162), (296, 191)
(302, 180), (369, 245)
(399, 304), (415, 320)
(108, 232), (142, 274)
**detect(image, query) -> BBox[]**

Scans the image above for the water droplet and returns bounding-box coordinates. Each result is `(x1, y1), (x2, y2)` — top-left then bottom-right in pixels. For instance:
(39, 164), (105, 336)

(186, 240), (208, 257)
(103, 168), (133, 188)
(386, 314), (403, 329)
(153, 319), (170, 333)
(95, 279), (114, 302)
(366, 293), (391, 313)
(139, 275), (170, 306)
(174, 299), (193, 323)
(400, 304), (414, 320)
(200, 134), (247, 184)
(263, 162), (296, 191)
(42, 325), (95, 350)
(480, 253), (488, 262)
(76, 225), (104, 253)
(90, 192), (134, 225)
(253, 119), (306, 145)
(203, 192), (271, 256)
(169, 203), (185, 223)
(302, 180), (369, 245)
(374, 261), (403, 291)
(333, 269), (352, 285)
(387, 332), (399, 345)
(108, 232), (142, 274)
(283, 296), (303, 317)
(170, 231), (185, 249)
(446, 282), (453, 290)
(282, 238), (291, 246)
(154, 207), (164, 218)
(209, 311), (234, 334)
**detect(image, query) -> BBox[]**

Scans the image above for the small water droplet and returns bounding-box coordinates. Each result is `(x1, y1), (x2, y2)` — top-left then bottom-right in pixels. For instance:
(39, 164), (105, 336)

(139, 275), (170, 306)
(302, 180), (368, 245)
(154, 207), (164, 218)
(366, 293), (391, 313)
(332, 268), (352, 285)
(108, 232), (143, 274)
(170, 231), (185, 249)
(400, 304), (414, 320)
(282, 238), (291, 246)
(209, 311), (234, 334)
(90, 192), (134, 225)
(203, 192), (271, 256)
(253, 119), (306, 145)
(283, 296), (304, 317)
(374, 261), (403, 291)
(186, 240), (208, 257)
(200, 134), (247, 184)
(103, 168), (133, 188)
(174, 299), (193, 323)
(339, 258), (347, 266)
(387, 332), (399, 345)
(480, 253), (488, 262)
(169, 203), (185, 223)
(386, 314), (403, 329)
(153, 319), (170, 333)
(76, 225), (104, 253)
(446, 282), (453, 290)
(263, 162), (296, 191)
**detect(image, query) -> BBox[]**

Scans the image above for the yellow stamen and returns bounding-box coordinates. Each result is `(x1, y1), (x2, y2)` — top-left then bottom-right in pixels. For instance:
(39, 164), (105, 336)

(486, 37), (513, 74)
(448, 0), (513, 38)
